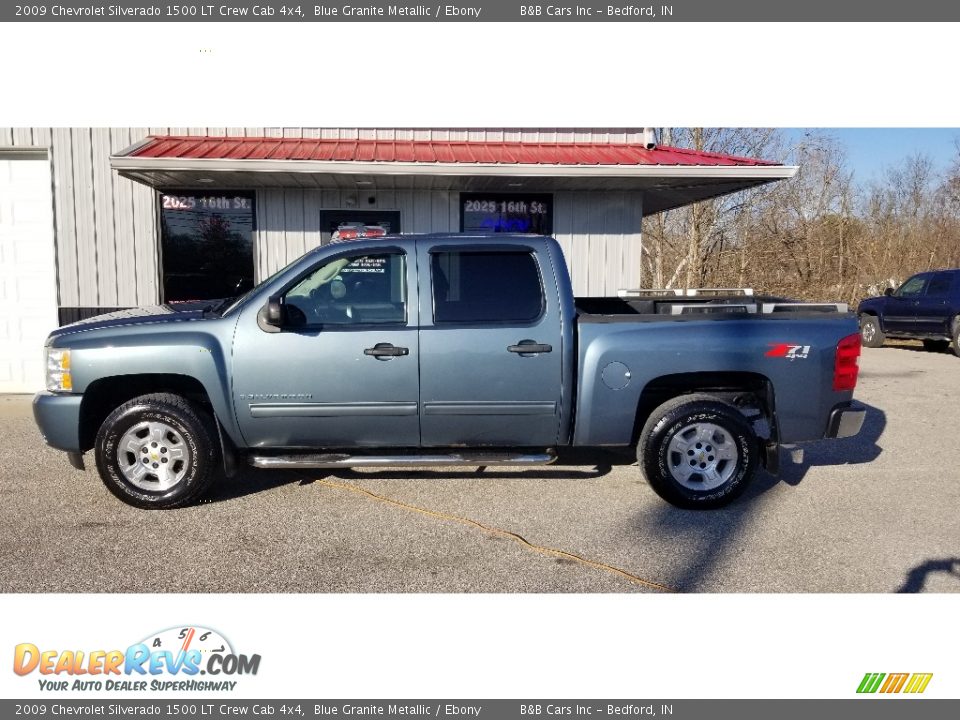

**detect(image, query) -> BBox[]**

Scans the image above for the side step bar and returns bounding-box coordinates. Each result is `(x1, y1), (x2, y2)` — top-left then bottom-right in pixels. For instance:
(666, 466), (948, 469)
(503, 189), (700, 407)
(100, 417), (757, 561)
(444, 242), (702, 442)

(249, 451), (557, 470)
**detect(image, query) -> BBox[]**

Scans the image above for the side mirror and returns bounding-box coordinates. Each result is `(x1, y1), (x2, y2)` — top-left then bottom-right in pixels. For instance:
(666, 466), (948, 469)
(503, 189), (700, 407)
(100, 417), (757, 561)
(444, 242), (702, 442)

(257, 295), (286, 333)
(265, 296), (285, 325)
(883, 287), (893, 297)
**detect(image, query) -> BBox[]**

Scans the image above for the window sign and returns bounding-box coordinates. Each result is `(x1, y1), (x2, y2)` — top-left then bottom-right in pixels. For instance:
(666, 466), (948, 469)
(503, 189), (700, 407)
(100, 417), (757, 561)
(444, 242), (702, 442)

(285, 252), (407, 326)
(159, 193), (255, 302)
(460, 193), (552, 235)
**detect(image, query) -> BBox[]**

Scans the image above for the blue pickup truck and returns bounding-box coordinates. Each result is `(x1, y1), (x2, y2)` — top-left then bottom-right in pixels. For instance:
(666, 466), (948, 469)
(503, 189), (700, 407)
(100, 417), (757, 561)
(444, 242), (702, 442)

(857, 269), (960, 355)
(34, 234), (865, 510)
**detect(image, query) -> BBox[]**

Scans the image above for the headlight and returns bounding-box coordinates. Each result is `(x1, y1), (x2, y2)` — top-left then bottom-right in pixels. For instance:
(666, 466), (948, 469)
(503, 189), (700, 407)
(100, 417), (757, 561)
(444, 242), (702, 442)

(46, 349), (72, 392)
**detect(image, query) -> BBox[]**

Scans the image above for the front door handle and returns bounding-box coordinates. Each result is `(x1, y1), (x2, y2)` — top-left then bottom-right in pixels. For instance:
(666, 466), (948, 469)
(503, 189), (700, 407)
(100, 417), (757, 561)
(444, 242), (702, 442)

(364, 343), (409, 359)
(508, 341), (553, 355)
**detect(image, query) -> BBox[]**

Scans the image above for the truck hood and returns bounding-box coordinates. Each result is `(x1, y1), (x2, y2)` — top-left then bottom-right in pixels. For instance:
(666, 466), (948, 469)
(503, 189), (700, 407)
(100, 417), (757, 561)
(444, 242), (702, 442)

(46, 300), (222, 344)
(857, 296), (884, 313)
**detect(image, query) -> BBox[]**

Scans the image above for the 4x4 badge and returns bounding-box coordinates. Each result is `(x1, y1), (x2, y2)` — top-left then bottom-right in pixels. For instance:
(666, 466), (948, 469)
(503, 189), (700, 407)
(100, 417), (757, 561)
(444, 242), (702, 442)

(765, 343), (811, 360)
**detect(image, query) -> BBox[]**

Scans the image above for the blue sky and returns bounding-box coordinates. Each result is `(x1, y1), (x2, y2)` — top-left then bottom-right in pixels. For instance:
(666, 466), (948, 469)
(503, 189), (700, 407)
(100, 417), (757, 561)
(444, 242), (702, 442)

(782, 128), (959, 184)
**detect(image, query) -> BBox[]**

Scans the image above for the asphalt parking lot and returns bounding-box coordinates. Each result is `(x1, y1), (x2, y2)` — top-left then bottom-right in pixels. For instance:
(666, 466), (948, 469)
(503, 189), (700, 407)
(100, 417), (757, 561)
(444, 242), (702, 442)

(1, 344), (958, 594)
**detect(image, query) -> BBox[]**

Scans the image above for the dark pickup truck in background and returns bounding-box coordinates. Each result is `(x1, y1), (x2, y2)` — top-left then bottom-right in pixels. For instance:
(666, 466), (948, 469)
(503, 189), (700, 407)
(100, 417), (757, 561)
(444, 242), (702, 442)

(858, 269), (960, 355)
(34, 234), (865, 511)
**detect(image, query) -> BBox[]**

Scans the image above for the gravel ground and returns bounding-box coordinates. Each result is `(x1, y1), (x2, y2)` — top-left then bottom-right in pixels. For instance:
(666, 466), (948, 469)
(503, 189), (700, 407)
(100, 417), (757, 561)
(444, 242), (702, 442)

(1, 343), (958, 593)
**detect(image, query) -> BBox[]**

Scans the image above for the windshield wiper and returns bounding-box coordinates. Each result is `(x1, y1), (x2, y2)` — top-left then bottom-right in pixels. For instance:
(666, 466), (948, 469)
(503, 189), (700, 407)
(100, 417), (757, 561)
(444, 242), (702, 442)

(201, 297), (235, 317)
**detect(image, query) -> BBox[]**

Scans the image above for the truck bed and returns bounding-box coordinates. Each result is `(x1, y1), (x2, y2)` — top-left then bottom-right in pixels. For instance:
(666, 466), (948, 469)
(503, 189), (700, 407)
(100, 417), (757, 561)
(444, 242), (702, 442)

(575, 294), (848, 320)
(570, 292), (859, 447)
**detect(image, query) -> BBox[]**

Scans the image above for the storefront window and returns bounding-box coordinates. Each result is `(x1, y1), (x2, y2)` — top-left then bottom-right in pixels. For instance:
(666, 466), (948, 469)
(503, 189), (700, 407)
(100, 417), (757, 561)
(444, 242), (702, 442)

(159, 192), (255, 302)
(460, 193), (552, 235)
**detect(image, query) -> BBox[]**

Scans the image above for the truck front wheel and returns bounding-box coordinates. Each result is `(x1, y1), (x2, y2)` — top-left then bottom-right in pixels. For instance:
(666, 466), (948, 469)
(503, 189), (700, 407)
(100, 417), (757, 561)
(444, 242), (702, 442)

(94, 393), (220, 509)
(638, 395), (758, 509)
(859, 315), (885, 348)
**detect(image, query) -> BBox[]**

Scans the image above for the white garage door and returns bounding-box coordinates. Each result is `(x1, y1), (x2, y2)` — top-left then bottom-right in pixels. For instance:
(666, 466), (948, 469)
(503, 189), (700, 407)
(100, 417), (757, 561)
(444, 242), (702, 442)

(0, 153), (58, 393)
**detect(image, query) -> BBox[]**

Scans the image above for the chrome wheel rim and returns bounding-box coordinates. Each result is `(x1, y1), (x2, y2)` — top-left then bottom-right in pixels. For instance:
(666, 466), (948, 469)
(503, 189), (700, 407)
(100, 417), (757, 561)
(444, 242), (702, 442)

(666, 422), (739, 491)
(117, 421), (190, 491)
(862, 321), (876, 342)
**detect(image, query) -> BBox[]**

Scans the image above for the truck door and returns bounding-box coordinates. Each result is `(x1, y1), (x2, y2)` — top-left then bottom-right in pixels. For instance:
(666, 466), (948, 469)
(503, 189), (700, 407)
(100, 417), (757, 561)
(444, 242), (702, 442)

(417, 240), (563, 448)
(883, 273), (928, 334)
(231, 245), (420, 448)
(915, 271), (955, 335)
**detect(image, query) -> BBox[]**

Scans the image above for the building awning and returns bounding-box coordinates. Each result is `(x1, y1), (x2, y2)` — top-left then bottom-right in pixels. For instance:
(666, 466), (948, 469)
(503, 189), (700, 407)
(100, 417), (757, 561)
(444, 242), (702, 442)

(112, 136), (797, 214)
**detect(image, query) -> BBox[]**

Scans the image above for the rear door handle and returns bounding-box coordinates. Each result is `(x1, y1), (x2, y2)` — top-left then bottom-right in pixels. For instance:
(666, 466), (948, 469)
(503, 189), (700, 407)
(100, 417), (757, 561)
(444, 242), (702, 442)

(364, 343), (409, 359)
(508, 341), (553, 355)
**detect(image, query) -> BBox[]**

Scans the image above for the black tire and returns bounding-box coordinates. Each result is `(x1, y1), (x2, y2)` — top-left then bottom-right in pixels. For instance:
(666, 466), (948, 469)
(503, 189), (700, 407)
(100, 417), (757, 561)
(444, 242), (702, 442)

(638, 394), (758, 510)
(94, 393), (220, 509)
(859, 315), (885, 348)
(922, 339), (950, 353)
(953, 318), (960, 358)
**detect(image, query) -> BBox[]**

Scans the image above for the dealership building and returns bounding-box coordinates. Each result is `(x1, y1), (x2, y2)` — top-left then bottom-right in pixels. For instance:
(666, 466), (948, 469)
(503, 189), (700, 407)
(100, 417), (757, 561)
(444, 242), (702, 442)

(0, 127), (795, 392)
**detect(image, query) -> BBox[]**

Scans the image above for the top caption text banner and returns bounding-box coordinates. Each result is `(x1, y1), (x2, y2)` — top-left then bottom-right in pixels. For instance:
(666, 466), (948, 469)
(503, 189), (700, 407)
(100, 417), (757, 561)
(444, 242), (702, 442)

(5, 0), (960, 21)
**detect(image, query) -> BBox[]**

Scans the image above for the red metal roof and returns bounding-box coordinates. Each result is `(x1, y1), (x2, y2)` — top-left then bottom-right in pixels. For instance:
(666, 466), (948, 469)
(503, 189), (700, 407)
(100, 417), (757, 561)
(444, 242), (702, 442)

(127, 135), (779, 167)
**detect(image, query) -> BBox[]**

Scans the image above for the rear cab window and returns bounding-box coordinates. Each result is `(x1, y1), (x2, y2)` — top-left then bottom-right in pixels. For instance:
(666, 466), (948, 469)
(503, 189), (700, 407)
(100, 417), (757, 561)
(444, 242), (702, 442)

(925, 272), (955, 297)
(430, 250), (545, 324)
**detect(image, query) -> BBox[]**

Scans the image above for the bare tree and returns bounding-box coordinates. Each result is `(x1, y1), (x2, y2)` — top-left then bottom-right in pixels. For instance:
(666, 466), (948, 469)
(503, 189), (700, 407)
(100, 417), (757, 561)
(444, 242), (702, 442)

(646, 127), (782, 290)
(642, 129), (960, 304)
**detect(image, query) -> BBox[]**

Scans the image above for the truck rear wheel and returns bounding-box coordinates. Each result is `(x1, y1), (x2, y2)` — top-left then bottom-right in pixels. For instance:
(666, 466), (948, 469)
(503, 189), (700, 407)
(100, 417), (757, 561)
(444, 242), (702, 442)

(953, 318), (960, 358)
(859, 315), (884, 348)
(94, 393), (219, 509)
(638, 395), (758, 509)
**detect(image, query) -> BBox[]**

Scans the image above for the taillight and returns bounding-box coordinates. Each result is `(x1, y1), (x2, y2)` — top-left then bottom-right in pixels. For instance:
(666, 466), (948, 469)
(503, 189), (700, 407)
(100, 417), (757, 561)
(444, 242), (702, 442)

(833, 332), (861, 391)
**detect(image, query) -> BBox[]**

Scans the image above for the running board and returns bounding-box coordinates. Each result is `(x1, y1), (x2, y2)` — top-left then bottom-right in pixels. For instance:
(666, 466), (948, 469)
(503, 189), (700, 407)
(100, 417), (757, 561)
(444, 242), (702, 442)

(249, 451), (558, 470)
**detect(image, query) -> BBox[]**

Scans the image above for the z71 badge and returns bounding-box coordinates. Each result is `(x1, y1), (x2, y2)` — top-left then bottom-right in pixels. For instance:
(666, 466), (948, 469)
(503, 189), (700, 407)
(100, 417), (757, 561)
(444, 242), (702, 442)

(765, 343), (811, 360)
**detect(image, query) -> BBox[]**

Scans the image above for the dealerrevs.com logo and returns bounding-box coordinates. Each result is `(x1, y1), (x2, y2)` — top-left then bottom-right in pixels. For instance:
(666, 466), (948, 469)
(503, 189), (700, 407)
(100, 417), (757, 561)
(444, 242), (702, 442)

(13, 626), (261, 692)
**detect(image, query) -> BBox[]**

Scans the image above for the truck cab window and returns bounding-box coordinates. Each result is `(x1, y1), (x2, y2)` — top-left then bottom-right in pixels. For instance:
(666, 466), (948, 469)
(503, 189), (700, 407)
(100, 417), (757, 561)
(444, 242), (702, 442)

(895, 275), (927, 298)
(284, 252), (406, 326)
(926, 273), (954, 297)
(431, 251), (544, 324)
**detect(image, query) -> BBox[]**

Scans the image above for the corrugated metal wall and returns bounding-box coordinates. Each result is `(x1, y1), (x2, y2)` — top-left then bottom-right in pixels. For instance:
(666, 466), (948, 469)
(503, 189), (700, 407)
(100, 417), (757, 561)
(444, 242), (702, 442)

(256, 188), (643, 296)
(0, 127), (159, 307)
(0, 127), (645, 307)
(255, 188), (461, 281)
